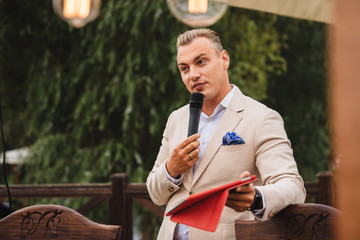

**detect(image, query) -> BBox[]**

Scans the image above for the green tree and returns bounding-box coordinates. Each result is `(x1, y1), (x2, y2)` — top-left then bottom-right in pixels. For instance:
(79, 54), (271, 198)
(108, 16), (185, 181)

(0, 1), (285, 184)
(266, 18), (329, 181)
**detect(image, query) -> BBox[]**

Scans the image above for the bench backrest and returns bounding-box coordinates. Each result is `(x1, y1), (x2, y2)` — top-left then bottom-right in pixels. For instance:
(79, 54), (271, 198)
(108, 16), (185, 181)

(0, 204), (122, 240)
(235, 203), (339, 240)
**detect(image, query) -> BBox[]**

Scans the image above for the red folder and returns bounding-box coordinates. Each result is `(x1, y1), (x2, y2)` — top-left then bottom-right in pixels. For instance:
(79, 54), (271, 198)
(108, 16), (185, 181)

(166, 175), (258, 232)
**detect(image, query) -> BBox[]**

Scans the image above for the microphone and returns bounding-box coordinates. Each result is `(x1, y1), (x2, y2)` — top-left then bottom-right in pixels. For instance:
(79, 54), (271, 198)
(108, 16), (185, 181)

(187, 92), (204, 137)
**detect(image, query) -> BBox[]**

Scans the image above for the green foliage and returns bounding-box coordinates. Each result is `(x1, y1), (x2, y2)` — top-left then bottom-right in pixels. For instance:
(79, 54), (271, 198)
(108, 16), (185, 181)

(265, 18), (329, 181)
(0, 1), (285, 184)
(218, 9), (286, 101)
(0, 0), (186, 184)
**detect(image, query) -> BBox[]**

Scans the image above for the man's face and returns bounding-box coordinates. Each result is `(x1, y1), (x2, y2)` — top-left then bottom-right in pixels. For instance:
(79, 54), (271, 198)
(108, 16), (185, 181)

(177, 37), (230, 105)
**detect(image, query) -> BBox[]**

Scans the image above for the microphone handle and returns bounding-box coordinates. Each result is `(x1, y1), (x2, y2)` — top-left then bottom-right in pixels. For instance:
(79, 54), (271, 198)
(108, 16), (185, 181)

(188, 107), (202, 137)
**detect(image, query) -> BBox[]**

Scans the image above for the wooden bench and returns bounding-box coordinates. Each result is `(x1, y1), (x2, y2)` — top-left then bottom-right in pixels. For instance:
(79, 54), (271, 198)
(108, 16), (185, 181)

(235, 203), (339, 240)
(0, 204), (122, 240)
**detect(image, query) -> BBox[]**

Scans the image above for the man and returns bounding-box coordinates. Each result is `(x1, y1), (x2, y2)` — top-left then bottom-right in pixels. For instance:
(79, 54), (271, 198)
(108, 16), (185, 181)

(146, 29), (305, 240)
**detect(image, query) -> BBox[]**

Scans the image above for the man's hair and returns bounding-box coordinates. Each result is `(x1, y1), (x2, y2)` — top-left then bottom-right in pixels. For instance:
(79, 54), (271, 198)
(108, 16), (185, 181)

(176, 29), (224, 55)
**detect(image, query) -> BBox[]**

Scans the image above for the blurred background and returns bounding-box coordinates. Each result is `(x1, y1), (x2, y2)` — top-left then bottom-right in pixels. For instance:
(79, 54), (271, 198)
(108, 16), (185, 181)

(0, 0), (330, 238)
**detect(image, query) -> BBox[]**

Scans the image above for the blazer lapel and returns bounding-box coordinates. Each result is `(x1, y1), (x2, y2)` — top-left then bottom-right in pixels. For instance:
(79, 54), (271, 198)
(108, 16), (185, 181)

(191, 88), (245, 185)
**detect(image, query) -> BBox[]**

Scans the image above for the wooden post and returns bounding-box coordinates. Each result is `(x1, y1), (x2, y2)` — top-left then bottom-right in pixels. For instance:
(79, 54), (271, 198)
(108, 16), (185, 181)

(110, 173), (133, 240)
(331, 0), (360, 239)
(317, 171), (335, 207)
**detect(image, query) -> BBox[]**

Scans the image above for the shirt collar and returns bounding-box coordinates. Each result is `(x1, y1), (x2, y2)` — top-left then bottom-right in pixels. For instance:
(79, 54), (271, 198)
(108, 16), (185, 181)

(220, 84), (237, 108)
(202, 84), (237, 118)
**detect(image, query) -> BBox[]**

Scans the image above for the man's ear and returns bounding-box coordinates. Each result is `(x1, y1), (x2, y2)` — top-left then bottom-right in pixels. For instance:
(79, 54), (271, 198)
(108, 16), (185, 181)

(221, 50), (230, 70)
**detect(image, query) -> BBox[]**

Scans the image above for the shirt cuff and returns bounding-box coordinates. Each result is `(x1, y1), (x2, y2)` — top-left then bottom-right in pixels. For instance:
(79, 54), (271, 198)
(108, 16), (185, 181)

(253, 187), (266, 217)
(164, 160), (182, 185)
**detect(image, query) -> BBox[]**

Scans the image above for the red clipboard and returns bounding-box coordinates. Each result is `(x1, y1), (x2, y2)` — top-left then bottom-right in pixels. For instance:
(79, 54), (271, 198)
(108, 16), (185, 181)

(166, 175), (258, 232)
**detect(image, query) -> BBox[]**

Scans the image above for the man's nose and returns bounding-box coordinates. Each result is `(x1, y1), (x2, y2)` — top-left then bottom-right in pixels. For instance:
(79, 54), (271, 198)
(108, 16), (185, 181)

(190, 68), (200, 81)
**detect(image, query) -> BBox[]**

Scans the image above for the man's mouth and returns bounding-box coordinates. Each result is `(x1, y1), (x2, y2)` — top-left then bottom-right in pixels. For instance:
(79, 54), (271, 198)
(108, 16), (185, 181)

(193, 82), (206, 91)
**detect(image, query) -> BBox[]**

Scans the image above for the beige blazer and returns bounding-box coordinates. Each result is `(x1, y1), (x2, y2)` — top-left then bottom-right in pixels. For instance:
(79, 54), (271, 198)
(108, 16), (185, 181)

(146, 87), (306, 240)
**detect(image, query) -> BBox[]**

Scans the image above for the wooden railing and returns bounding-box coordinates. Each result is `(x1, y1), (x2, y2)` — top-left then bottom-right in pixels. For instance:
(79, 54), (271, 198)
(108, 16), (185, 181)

(304, 171), (336, 207)
(0, 171), (335, 240)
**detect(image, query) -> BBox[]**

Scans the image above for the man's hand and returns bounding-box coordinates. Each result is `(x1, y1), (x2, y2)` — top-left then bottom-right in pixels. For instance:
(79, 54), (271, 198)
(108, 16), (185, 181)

(166, 133), (201, 178)
(226, 171), (255, 212)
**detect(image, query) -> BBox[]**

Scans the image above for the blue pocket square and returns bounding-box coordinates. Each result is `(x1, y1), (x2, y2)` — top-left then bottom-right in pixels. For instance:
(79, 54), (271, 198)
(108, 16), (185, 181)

(222, 132), (245, 145)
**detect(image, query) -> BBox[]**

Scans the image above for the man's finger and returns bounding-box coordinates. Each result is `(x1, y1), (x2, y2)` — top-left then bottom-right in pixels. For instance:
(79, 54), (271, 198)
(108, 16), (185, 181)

(177, 133), (200, 150)
(231, 183), (253, 193)
(226, 200), (250, 212)
(186, 147), (200, 158)
(183, 141), (200, 155)
(239, 171), (250, 179)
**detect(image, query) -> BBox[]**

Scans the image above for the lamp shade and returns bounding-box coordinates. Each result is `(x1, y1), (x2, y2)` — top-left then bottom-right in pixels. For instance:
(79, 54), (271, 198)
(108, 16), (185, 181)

(53, 0), (102, 28)
(167, 0), (228, 27)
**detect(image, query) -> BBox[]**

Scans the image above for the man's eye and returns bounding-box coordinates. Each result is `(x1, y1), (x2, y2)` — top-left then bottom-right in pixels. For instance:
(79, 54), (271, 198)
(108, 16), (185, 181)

(181, 67), (188, 72)
(198, 59), (206, 65)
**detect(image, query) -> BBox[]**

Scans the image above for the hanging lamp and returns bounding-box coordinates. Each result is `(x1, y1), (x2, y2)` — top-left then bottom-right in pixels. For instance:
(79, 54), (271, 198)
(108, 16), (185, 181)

(167, 0), (228, 27)
(53, 0), (102, 28)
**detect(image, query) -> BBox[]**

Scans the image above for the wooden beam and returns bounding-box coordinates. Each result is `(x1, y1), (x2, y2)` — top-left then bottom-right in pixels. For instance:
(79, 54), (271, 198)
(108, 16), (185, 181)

(133, 198), (165, 218)
(0, 183), (112, 198)
(331, 0), (360, 239)
(77, 197), (108, 215)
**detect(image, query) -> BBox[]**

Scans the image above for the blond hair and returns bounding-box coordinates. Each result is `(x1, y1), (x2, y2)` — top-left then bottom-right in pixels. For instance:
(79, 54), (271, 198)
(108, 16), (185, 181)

(176, 29), (223, 55)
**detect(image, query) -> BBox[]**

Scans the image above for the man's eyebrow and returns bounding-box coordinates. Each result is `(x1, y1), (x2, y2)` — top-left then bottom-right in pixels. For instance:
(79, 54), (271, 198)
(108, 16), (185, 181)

(194, 53), (207, 61)
(178, 53), (207, 67)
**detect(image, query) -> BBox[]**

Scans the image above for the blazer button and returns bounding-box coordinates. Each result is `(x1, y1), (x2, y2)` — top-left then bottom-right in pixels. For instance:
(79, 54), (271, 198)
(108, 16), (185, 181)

(189, 192), (193, 195)
(168, 186), (175, 193)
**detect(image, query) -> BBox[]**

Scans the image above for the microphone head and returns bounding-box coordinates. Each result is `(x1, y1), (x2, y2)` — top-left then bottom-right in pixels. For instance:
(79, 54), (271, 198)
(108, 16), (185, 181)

(189, 92), (204, 109)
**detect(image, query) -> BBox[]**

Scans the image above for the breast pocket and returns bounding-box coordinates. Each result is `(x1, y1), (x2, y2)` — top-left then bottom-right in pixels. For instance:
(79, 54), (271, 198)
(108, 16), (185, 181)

(218, 144), (248, 153)
(215, 144), (255, 180)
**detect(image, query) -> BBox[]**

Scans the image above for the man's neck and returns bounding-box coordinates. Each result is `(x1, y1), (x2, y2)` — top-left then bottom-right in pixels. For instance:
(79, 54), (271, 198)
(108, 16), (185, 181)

(202, 103), (218, 116)
(202, 84), (233, 116)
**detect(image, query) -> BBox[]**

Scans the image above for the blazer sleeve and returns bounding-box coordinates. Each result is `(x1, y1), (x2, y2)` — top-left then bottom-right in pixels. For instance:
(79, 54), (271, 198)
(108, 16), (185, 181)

(254, 108), (306, 220)
(146, 111), (182, 206)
